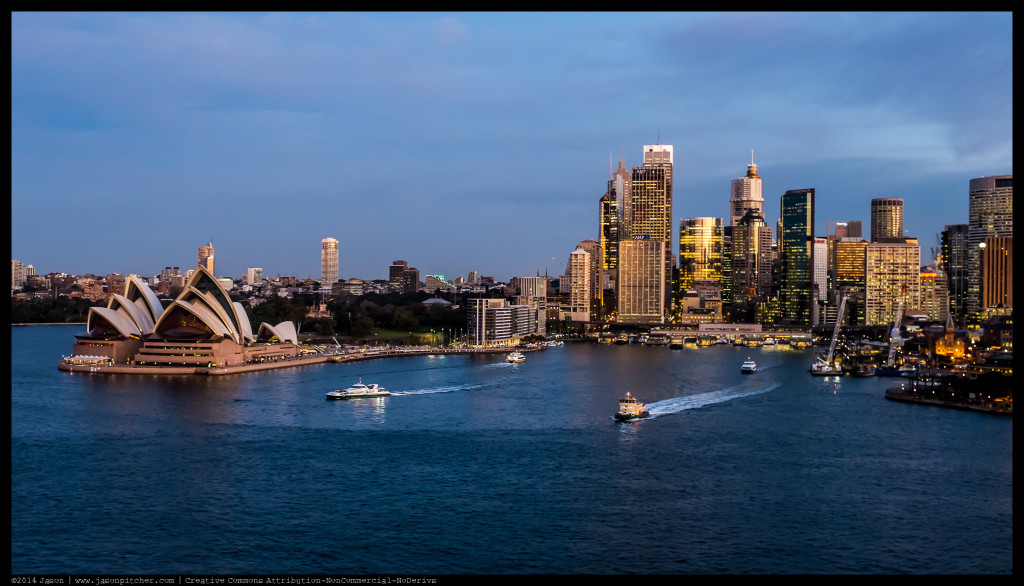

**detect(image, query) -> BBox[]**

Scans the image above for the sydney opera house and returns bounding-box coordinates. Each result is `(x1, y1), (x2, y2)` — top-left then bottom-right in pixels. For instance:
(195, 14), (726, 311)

(63, 265), (301, 370)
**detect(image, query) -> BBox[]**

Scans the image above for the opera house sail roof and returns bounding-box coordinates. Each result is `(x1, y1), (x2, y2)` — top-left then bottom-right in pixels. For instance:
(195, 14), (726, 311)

(83, 265), (297, 346)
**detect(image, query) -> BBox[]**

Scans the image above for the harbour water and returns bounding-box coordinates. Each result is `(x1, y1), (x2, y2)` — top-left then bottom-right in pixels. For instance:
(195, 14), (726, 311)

(11, 326), (1013, 574)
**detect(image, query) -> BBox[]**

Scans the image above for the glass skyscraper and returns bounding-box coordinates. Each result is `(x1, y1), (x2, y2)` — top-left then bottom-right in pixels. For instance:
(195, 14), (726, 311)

(779, 189), (815, 326)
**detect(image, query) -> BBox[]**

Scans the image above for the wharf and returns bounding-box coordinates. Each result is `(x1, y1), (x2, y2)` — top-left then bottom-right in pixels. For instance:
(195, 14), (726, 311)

(58, 345), (536, 376)
(884, 387), (1012, 416)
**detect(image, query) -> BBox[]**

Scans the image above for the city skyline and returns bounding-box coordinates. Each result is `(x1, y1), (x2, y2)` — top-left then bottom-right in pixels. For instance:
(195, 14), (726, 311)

(12, 12), (1012, 280)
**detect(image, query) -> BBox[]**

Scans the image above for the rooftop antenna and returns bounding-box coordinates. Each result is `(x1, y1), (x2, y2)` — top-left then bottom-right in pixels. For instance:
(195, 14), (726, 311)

(751, 149), (755, 166)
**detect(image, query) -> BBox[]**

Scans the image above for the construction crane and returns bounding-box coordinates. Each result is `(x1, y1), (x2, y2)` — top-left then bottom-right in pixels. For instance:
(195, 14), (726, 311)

(886, 286), (907, 368)
(811, 295), (846, 375)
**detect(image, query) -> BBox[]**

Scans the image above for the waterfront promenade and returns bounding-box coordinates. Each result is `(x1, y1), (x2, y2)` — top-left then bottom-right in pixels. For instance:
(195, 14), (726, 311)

(58, 345), (534, 376)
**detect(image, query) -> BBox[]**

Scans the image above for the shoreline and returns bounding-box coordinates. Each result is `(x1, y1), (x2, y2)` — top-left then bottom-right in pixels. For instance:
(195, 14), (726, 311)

(57, 345), (541, 376)
(884, 387), (1011, 416)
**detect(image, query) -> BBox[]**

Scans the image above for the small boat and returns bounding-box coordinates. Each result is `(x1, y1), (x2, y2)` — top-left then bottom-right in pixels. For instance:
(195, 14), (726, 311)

(613, 333), (629, 345)
(506, 351), (526, 363)
(326, 379), (391, 399)
(741, 358), (757, 374)
(614, 392), (650, 421)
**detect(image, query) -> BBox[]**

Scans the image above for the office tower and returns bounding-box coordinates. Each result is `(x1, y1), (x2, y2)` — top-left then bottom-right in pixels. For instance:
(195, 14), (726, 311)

(198, 242), (215, 275)
(575, 239), (604, 323)
(617, 238), (666, 324)
(980, 236), (1012, 310)
(678, 217), (724, 299)
(870, 198), (904, 242)
(919, 265), (949, 322)
(12, 260), (26, 290)
(832, 238), (868, 288)
(389, 261), (409, 291)
(720, 227), (732, 305)
(245, 267), (263, 286)
(967, 175), (1013, 317)
(779, 189), (815, 325)
(940, 224), (969, 322)
(468, 271), (479, 284)
(621, 144), (673, 319)
(865, 240), (920, 326)
(321, 238), (339, 285)
(813, 237), (828, 303)
(730, 152), (764, 226)
(565, 248), (592, 323)
(599, 190), (620, 273)
(403, 267), (420, 294)
(730, 210), (772, 304)
(518, 275), (548, 301)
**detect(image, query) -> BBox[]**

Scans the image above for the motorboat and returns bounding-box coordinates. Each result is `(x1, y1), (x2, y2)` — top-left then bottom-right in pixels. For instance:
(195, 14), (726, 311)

(326, 379), (391, 399)
(614, 392), (650, 421)
(506, 351), (526, 363)
(741, 358), (757, 374)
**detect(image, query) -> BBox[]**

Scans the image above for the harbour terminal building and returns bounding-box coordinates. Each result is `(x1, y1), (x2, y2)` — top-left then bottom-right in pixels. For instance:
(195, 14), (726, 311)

(62, 265), (300, 370)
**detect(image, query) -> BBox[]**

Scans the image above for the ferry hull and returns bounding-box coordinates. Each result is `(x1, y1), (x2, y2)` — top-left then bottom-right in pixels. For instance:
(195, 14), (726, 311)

(614, 411), (650, 421)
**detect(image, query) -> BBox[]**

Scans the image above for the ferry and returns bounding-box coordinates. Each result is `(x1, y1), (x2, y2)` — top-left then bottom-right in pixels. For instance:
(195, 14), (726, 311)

(506, 351), (526, 363)
(741, 358), (757, 374)
(326, 379), (391, 400)
(614, 392), (650, 421)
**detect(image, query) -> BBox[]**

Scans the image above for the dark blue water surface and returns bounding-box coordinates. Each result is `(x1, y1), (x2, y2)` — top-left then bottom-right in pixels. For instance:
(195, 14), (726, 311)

(11, 326), (1012, 574)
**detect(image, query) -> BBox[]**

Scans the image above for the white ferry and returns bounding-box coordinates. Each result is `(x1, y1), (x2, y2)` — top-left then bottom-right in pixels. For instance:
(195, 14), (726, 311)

(506, 351), (526, 363)
(326, 379), (391, 399)
(741, 358), (757, 374)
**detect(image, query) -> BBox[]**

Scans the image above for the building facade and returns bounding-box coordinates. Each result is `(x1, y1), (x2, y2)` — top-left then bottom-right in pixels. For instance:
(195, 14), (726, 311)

(967, 175), (1012, 317)
(198, 242), (215, 276)
(730, 154), (764, 226)
(729, 210), (773, 304)
(467, 298), (541, 347)
(941, 224), (969, 322)
(678, 217), (724, 301)
(870, 198), (904, 243)
(865, 240), (921, 326)
(779, 189), (815, 326)
(617, 238), (666, 325)
(321, 238), (339, 285)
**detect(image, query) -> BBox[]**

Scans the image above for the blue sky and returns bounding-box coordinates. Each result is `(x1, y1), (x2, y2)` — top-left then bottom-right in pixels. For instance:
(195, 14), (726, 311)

(12, 12), (1012, 282)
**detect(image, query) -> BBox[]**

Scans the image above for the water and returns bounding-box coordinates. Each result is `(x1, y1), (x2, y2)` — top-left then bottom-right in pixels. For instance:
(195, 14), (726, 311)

(11, 326), (1013, 574)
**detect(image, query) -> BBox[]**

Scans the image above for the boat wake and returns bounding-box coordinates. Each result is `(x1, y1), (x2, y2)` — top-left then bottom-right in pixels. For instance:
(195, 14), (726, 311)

(646, 383), (779, 418)
(393, 383), (487, 396)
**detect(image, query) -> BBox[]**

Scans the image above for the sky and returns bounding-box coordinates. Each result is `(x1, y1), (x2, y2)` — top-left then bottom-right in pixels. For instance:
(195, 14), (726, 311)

(11, 12), (1013, 282)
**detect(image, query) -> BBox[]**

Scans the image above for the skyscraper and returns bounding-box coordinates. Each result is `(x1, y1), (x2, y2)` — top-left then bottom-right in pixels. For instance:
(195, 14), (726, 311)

(575, 239), (604, 323)
(565, 248), (592, 323)
(870, 198), (904, 242)
(389, 260), (408, 291)
(321, 238), (339, 285)
(620, 144), (673, 320)
(979, 236), (1012, 310)
(617, 238), (666, 325)
(941, 224), (969, 322)
(678, 217), (724, 299)
(599, 190), (619, 273)
(865, 240), (921, 326)
(779, 189), (815, 326)
(967, 175), (1012, 317)
(730, 152), (764, 226)
(198, 242), (215, 275)
(729, 210), (772, 304)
